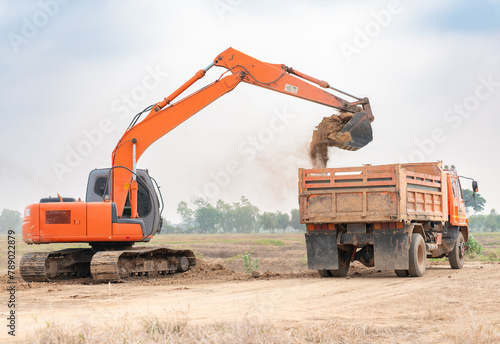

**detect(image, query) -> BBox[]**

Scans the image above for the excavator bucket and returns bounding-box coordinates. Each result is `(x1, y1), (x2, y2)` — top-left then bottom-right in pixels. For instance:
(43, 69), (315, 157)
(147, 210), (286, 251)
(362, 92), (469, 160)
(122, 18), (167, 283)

(327, 112), (373, 151)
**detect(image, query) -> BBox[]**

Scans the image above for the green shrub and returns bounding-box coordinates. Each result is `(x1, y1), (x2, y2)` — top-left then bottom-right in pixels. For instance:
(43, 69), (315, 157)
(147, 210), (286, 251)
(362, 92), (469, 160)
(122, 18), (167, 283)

(466, 235), (482, 255)
(242, 251), (259, 273)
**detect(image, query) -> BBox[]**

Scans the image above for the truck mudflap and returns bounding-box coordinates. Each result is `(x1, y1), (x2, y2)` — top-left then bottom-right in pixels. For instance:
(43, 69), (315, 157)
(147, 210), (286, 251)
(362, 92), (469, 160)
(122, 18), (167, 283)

(373, 230), (409, 270)
(305, 232), (339, 270)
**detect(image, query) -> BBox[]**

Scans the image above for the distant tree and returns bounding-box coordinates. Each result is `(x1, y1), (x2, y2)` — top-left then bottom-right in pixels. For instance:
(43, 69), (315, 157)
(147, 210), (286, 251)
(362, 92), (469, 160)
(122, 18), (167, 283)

(259, 212), (277, 233)
(0, 209), (22, 234)
(276, 211), (290, 232)
(177, 201), (195, 232)
(469, 209), (500, 232)
(193, 198), (221, 233)
(484, 209), (500, 232)
(175, 196), (317, 234)
(161, 218), (179, 234)
(468, 215), (483, 232)
(177, 201), (194, 224)
(290, 209), (305, 231)
(463, 189), (486, 214)
(231, 197), (259, 233)
(216, 200), (236, 233)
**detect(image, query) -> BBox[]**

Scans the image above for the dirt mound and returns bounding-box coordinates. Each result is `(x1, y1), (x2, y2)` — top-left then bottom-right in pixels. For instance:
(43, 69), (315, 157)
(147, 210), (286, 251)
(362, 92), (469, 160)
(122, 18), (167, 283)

(183, 260), (316, 281)
(126, 260), (249, 286)
(310, 112), (354, 168)
(0, 270), (39, 291)
(186, 260), (242, 279)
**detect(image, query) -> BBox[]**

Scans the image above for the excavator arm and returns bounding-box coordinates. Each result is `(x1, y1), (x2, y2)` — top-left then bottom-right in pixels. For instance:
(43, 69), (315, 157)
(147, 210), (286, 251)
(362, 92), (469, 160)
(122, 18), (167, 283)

(111, 47), (373, 217)
(214, 48), (372, 116)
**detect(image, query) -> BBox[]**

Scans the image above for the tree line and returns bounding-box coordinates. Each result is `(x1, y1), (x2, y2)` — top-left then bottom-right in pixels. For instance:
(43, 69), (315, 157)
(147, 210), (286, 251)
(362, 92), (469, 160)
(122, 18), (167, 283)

(0, 209), (22, 234)
(462, 190), (499, 232)
(168, 196), (304, 234)
(468, 209), (500, 232)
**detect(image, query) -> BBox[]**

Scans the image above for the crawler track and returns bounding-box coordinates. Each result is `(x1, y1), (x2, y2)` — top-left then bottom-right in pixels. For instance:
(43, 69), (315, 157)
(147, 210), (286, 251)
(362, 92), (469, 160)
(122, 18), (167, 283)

(91, 247), (196, 283)
(20, 246), (196, 283)
(20, 252), (51, 282)
(20, 249), (93, 282)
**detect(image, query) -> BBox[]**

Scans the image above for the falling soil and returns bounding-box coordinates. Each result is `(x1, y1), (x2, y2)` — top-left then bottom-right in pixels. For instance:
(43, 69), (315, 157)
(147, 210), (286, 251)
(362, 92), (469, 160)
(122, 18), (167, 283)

(309, 111), (354, 168)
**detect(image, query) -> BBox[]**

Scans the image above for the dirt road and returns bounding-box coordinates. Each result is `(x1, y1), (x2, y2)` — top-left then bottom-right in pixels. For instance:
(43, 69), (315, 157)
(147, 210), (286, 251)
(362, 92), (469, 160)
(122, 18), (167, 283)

(3, 260), (500, 343)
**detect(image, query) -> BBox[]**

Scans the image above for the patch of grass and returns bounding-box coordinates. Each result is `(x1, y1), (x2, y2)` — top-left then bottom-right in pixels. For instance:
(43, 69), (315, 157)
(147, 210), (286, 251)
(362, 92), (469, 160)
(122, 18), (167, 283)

(300, 254), (308, 266)
(468, 232), (500, 262)
(480, 249), (500, 262)
(441, 309), (500, 343)
(254, 239), (285, 247)
(226, 254), (242, 262)
(24, 316), (400, 344)
(429, 257), (447, 262)
(142, 314), (188, 335)
(483, 241), (500, 246)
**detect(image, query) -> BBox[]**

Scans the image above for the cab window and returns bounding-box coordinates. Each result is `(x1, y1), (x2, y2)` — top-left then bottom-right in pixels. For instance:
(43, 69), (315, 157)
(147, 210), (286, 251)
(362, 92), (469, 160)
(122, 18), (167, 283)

(457, 179), (464, 200)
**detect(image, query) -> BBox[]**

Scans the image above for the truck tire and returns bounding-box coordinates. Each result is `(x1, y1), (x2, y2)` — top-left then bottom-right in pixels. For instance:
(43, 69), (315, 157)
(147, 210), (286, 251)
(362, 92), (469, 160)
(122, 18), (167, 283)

(394, 270), (409, 277)
(409, 234), (426, 277)
(318, 270), (332, 277)
(329, 247), (351, 277)
(449, 232), (465, 269)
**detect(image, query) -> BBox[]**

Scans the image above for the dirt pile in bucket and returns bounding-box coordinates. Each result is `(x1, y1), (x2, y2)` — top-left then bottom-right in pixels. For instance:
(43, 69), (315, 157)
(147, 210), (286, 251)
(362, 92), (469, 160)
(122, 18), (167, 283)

(309, 111), (354, 168)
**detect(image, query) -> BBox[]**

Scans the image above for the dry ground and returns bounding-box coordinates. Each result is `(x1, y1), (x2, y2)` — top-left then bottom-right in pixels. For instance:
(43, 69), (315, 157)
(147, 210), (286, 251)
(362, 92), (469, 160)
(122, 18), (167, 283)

(1, 233), (500, 343)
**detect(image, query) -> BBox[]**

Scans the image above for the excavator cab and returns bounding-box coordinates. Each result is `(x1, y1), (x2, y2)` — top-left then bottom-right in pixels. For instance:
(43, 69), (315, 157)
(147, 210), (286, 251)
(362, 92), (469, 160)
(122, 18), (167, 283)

(86, 168), (162, 241)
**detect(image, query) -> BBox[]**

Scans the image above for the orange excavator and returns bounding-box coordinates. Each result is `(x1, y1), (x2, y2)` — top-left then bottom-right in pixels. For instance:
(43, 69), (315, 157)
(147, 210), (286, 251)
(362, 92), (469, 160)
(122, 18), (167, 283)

(21, 47), (374, 282)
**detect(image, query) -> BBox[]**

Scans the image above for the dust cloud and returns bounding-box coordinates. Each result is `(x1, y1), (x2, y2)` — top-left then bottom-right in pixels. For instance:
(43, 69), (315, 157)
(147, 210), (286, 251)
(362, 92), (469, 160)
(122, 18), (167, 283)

(257, 142), (310, 203)
(309, 112), (353, 168)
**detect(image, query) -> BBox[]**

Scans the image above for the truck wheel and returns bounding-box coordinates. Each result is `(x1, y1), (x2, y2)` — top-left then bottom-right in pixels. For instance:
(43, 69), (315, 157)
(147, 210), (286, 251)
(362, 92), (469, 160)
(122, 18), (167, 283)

(329, 247), (351, 277)
(394, 270), (409, 277)
(318, 270), (332, 277)
(409, 234), (426, 277)
(449, 232), (465, 269)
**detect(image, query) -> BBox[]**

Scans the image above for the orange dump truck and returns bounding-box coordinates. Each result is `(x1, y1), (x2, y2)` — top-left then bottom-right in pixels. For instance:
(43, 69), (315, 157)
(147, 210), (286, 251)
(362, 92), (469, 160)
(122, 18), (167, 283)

(299, 162), (477, 277)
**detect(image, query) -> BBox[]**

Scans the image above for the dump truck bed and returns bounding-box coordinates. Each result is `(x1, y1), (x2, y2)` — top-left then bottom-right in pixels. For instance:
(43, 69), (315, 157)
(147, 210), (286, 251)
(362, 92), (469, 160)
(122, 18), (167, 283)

(299, 162), (448, 224)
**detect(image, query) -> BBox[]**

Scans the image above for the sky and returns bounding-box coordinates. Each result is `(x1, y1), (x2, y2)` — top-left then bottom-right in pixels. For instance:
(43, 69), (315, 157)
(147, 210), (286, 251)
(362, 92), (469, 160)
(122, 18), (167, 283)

(1, 0), (499, 222)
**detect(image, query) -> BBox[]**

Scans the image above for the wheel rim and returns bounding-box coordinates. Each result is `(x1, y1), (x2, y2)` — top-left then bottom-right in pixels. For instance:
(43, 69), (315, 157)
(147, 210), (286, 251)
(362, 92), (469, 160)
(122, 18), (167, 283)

(417, 242), (424, 267)
(459, 241), (465, 259)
